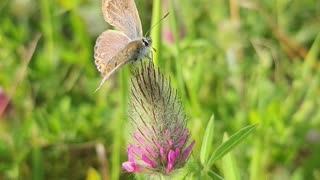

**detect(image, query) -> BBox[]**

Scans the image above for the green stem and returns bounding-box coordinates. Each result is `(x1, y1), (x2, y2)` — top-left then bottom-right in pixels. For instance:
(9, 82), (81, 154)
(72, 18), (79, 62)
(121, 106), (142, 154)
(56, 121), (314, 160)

(151, 0), (163, 66)
(111, 69), (129, 179)
(169, 0), (188, 106)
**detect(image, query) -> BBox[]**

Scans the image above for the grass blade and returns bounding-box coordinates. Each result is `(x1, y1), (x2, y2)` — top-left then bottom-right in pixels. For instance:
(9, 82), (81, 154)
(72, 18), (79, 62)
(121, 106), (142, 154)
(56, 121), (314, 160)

(200, 115), (215, 165)
(208, 124), (258, 166)
(222, 133), (240, 180)
(151, 0), (163, 66)
(208, 170), (224, 180)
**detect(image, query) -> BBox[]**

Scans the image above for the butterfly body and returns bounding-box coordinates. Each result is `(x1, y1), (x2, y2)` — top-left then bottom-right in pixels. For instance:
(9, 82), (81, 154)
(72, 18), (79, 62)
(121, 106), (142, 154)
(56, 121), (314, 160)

(94, 0), (151, 92)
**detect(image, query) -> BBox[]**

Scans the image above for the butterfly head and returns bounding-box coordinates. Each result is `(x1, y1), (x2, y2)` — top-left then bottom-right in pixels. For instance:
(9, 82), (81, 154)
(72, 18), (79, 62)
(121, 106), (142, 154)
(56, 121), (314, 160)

(142, 37), (152, 47)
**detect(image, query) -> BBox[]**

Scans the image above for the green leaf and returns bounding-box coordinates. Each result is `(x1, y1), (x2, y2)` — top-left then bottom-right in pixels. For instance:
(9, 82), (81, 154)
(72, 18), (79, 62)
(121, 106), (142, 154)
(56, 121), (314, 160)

(208, 124), (258, 166)
(222, 133), (240, 180)
(200, 114), (215, 165)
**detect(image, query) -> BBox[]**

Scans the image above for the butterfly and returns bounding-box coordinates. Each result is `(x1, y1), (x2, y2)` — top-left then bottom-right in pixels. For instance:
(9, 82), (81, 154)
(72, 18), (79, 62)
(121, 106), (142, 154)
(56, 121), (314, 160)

(94, 0), (152, 92)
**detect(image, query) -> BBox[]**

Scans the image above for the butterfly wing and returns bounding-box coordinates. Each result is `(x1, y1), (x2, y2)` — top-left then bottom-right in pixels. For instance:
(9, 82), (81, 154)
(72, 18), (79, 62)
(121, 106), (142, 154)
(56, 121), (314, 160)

(94, 59), (128, 93)
(102, 0), (143, 40)
(94, 30), (130, 74)
(94, 39), (145, 92)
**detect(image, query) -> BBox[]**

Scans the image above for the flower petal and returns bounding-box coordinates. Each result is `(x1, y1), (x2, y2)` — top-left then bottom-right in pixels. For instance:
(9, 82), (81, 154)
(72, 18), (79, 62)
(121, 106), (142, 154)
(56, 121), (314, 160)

(166, 150), (176, 174)
(122, 161), (142, 173)
(160, 146), (166, 162)
(176, 131), (189, 148)
(142, 154), (156, 168)
(175, 148), (180, 158)
(182, 141), (195, 161)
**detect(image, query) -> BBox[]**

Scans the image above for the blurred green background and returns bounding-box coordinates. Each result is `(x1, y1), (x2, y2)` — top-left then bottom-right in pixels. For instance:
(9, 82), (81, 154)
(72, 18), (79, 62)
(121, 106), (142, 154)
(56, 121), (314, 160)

(0, 0), (320, 179)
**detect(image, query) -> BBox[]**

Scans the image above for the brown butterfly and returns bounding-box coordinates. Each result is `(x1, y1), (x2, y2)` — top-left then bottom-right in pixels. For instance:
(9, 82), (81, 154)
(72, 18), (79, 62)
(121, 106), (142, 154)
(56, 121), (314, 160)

(94, 0), (152, 92)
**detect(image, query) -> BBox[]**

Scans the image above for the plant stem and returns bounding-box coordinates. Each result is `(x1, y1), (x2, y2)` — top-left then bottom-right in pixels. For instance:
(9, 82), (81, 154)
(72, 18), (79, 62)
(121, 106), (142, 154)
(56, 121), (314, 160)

(151, 0), (163, 66)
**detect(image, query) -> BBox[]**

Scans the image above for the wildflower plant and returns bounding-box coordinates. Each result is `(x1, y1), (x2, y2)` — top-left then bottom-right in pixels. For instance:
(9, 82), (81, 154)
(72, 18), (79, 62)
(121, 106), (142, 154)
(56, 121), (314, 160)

(122, 61), (195, 175)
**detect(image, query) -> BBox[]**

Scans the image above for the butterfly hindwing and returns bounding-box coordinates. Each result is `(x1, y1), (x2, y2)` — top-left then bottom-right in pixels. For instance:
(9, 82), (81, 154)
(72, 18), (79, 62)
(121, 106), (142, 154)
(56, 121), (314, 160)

(94, 30), (130, 75)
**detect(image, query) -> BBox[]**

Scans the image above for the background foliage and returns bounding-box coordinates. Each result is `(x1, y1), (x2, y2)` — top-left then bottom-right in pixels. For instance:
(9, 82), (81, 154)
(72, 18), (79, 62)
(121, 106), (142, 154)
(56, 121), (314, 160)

(0, 0), (320, 179)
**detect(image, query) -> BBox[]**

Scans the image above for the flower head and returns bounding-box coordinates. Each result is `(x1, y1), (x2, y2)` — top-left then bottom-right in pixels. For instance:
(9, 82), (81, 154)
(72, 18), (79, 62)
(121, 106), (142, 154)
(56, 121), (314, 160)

(122, 61), (195, 175)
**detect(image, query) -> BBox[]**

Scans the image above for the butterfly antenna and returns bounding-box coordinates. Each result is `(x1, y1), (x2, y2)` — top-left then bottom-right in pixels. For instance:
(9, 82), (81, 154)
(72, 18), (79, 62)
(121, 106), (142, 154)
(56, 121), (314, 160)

(144, 12), (170, 37)
(152, 47), (157, 52)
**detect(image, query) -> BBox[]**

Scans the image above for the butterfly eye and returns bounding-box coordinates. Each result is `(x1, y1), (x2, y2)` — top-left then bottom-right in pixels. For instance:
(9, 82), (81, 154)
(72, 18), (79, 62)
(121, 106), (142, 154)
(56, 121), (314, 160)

(142, 39), (150, 47)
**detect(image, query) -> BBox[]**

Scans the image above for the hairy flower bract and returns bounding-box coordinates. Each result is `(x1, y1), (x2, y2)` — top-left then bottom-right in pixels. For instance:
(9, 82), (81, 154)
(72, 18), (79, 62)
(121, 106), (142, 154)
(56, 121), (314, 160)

(122, 61), (195, 175)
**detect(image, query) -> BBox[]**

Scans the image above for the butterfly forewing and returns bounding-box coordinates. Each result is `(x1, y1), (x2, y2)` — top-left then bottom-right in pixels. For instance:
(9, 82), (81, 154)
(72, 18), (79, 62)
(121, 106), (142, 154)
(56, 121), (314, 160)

(102, 0), (143, 39)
